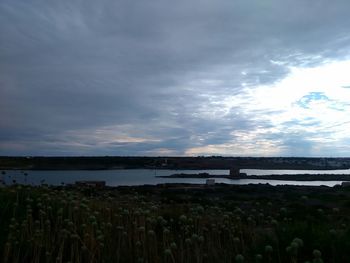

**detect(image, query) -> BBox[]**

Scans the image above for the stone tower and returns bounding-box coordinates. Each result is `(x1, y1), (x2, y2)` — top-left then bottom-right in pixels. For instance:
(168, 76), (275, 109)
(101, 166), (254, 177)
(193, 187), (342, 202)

(229, 167), (240, 177)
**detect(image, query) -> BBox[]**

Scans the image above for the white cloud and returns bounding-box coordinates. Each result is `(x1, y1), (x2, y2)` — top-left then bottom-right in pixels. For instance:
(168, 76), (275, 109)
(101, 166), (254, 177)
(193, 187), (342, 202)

(188, 58), (350, 156)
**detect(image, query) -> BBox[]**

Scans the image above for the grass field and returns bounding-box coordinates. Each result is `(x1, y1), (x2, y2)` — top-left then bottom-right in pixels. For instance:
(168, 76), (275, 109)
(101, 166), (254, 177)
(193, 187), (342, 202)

(1, 183), (350, 262)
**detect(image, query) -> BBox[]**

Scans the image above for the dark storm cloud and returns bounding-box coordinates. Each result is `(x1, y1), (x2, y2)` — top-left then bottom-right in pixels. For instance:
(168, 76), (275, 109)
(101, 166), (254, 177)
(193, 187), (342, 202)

(1, 0), (350, 155)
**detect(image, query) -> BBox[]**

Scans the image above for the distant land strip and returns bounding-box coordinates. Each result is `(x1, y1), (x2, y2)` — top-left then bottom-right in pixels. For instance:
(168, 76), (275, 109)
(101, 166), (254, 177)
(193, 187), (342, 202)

(1, 156), (350, 170)
(157, 173), (350, 181)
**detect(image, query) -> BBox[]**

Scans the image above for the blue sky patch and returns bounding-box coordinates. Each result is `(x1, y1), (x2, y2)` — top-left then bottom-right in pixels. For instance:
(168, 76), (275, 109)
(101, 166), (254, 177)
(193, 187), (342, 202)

(296, 92), (329, 109)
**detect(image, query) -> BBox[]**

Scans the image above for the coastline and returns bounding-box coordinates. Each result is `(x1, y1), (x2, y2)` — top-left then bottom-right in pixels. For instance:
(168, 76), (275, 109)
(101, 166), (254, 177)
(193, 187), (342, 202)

(157, 173), (350, 181)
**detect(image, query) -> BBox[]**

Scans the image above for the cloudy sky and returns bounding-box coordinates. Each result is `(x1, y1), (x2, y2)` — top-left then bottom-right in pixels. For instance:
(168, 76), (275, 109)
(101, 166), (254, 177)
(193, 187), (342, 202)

(1, 0), (350, 156)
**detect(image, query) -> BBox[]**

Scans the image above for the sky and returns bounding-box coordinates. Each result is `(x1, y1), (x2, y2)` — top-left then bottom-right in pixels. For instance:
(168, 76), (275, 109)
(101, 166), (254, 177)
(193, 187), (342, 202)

(1, 0), (350, 157)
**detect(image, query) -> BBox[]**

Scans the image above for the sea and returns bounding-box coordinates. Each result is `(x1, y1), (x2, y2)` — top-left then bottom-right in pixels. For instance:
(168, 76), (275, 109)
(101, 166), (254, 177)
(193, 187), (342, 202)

(2, 168), (350, 187)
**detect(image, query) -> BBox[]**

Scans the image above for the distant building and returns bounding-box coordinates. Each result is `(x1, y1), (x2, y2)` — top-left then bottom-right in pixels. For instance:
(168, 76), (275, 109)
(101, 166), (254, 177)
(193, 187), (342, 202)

(229, 167), (240, 177)
(75, 181), (106, 187)
(161, 158), (168, 167)
(206, 179), (215, 185)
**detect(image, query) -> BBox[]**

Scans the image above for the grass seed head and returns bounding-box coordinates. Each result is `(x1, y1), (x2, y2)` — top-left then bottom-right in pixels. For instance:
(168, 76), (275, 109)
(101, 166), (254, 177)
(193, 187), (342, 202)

(235, 254), (244, 263)
(265, 245), (273, 253)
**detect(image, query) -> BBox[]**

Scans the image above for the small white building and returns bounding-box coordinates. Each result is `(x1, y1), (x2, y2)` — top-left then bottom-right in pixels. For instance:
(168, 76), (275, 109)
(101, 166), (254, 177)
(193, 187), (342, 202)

(75, 181), (106, 187)
(206, 179), (215, 185)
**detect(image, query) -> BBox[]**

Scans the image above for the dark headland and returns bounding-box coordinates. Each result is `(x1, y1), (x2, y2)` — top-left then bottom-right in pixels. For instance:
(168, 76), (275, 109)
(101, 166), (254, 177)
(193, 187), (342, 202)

(157, 172), (350, 181)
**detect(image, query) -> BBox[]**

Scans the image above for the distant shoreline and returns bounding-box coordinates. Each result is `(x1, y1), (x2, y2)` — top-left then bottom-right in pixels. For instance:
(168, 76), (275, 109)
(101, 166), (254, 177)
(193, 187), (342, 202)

(157, 173), (350, 181)
(1, 156), (350, 171)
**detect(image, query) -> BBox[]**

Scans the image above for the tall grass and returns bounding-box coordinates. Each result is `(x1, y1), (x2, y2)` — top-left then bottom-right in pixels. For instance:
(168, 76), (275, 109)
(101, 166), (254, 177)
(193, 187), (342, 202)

(1, 184), (350, 262)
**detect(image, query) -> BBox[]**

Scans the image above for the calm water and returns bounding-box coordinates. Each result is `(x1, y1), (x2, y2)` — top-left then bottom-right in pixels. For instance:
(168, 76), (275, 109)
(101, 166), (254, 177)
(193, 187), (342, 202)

(242, 168), (350, 175)
(1, 169), (349, 187)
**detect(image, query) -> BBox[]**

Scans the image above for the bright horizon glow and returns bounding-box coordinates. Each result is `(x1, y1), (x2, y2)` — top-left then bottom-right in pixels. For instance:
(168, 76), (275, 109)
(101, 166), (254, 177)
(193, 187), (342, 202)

(186, 59), (350, 156)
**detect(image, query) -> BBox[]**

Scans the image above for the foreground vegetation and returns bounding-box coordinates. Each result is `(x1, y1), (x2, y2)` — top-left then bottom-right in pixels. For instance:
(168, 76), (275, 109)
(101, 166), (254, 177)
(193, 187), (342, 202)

(1, 183), (350, 262)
